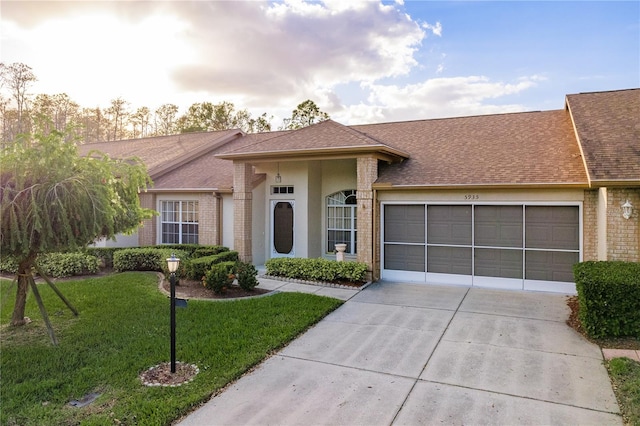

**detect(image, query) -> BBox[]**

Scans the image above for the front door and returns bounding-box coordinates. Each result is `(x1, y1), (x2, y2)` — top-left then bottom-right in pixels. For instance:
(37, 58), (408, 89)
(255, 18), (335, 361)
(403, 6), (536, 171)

(272, 201), (294, 256)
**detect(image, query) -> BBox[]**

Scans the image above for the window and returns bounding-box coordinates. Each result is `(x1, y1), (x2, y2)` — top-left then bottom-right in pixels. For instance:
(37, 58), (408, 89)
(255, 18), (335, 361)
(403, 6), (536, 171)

(271, 186), (294, 194)
(160, 200), (199, 244)
(327, 190), (357, 254)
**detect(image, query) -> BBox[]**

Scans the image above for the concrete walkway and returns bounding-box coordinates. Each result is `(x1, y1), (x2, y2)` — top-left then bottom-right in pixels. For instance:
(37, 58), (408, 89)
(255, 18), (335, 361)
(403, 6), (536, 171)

(179, 280), (622, 425)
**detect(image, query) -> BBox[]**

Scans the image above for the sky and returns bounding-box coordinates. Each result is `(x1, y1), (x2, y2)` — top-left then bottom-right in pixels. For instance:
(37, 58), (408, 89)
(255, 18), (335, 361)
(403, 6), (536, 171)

(1, 0), (638, 126)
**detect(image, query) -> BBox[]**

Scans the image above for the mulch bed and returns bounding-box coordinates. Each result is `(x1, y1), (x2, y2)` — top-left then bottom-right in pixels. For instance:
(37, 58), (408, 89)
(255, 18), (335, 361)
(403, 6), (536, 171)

(140, 362), (200, 387)
(162, 278), (272, 300)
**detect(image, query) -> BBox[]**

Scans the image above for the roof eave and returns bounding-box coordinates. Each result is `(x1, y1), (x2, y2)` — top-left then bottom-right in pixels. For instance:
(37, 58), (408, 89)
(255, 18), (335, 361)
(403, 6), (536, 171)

(215, 145), (409, 163)
(372, 182), (591, 190)
(588, 179), (640, 188)
(146, 187), (233, 194)
(149, 130), (244, 180)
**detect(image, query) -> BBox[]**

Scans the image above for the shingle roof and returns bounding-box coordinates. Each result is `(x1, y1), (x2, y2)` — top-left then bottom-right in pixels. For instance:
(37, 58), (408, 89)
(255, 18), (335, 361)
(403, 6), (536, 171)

(217, 119), (409, 160)
(151, 131), (280, 190)
(352, 110), (588, 187)
(566, 88), (640, 184)
(77, 130), (242, 189)
(78, 89), (636, 191)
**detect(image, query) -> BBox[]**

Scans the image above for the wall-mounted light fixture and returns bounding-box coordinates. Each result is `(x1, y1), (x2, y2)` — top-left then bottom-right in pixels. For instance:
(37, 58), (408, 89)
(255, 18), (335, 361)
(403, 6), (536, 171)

(622, 199), (633, 220)
(275, 163), (282, 183)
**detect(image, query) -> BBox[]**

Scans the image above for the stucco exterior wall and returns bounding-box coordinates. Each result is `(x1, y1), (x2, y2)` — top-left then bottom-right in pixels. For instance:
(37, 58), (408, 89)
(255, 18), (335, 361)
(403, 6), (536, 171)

(321, 159), (357, 256)
(251, 183), (266, 266)
(307, 161), (322, 258)
(221, 193), (234, 248)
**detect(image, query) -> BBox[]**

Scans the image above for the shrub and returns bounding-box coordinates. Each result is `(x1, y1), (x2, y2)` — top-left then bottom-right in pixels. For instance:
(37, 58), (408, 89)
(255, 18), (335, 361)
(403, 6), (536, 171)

(0, 255), (18, 274)
(84, 247), (121, 268)
(36, 252), (100, 278)
(114, 248), (189, 278)
(203, 261), (237, 294)
(265, 257), (368, 283)
(185, 250), (238, 280)
(192, 246), (229, 258)
(573, 261), (640, 338)
(236, 261), (259, 291)
(152, 244), (201, 256)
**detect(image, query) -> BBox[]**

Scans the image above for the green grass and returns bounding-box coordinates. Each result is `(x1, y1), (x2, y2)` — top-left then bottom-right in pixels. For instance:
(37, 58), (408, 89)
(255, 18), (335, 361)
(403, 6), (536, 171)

(0, 272), (343, 425)
(608, 357), (640, 426)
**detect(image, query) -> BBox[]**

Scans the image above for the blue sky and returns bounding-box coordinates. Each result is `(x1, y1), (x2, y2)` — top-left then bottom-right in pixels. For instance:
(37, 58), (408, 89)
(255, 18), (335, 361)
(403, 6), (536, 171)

(1, 1), (638, 126)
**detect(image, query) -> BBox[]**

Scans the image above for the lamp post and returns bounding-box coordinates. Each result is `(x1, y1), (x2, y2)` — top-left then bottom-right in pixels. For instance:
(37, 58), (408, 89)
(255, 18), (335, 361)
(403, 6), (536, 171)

(166, 254), (180, 373)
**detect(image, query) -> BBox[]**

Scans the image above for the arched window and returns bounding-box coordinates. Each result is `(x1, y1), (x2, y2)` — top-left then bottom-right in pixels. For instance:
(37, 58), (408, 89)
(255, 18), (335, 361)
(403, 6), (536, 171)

(327, 190), (357, 254)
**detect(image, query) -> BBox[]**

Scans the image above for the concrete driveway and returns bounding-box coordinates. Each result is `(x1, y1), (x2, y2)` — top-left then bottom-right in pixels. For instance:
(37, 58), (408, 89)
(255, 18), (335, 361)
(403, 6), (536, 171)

(179, 281), (622, 425)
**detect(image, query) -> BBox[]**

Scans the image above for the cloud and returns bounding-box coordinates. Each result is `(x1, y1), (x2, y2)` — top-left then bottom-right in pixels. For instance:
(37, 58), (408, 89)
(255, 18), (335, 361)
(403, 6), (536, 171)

(336, 76), (540, 124)
(422, 21), (442, 37)
(168, 1), (425, 110)
(1, 0), (541, 127)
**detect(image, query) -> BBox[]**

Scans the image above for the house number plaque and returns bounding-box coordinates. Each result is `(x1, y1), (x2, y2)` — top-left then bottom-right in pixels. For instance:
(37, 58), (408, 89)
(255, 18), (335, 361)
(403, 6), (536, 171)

(464, 194), (479, 200)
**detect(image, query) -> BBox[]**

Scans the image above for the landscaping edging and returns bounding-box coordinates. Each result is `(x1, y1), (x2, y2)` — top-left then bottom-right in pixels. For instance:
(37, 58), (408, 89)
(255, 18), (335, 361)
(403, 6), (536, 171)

(260, 274), (372, 290)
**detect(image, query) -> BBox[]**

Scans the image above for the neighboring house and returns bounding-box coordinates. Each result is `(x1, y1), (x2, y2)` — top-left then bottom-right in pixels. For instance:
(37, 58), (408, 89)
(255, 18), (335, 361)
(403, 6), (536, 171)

(80, 88), (639, 293)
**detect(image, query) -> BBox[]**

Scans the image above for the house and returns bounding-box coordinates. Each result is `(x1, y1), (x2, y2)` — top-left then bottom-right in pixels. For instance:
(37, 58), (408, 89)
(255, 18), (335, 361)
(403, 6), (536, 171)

(81, 88), (640, 293)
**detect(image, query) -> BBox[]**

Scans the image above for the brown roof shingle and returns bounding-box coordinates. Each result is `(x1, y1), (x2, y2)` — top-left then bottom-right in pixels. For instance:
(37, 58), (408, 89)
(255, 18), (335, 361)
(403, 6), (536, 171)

(78, 130), (240, 178)
(218, 119), (409, 160)
(566, 88), (640, 184)
(353, 110), (588, 187)
(78, 130), (242, 189)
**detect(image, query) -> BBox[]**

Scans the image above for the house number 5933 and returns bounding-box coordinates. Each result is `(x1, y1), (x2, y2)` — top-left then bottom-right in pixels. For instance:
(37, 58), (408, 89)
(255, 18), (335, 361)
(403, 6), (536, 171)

(465, 194), (479, 200)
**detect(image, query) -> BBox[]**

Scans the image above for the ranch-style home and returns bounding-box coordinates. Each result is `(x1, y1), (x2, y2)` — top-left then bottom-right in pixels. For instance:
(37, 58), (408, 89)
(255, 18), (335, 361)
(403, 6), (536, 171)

(82, 88), (640, 294)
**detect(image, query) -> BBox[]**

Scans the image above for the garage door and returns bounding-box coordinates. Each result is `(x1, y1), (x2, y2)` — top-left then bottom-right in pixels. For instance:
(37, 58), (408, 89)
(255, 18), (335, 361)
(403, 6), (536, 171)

(382, 204), (580, 292)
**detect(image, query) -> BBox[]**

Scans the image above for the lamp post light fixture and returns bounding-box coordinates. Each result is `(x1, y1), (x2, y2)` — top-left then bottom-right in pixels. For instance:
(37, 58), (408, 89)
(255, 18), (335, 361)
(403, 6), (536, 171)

(166, 254), (180, 373)
(622, 200), (633, 220)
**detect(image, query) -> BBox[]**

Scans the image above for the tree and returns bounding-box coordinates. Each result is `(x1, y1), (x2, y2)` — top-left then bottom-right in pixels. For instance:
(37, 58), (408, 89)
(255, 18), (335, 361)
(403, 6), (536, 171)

(105, 97), (130, 140)
(177, 101), (272, 134)
(0, 63), (37, 136)
(0, 128), (155, 332)
(130, 106), (151, 138)
(281, 99), (330, 130)
(154, 103), (179, 136)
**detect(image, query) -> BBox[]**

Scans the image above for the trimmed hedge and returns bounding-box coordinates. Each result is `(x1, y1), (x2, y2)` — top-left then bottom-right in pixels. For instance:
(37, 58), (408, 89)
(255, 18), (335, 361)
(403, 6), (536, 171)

(113, 248), (190, 278)
(1, 253), (100, 278)
(36, 252), (100, 278)
(185, 250), (239, 280)
(192, 246), (229, 259)
(265, 257), (368, 283)
(573, 261), (640, 338)
(85, 247), (120, 268)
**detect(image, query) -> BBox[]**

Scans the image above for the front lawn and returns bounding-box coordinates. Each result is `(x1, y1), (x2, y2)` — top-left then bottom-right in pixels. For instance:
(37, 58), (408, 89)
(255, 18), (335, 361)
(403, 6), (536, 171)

(0, 272), (342, 425)
(608, 357), (640, 426)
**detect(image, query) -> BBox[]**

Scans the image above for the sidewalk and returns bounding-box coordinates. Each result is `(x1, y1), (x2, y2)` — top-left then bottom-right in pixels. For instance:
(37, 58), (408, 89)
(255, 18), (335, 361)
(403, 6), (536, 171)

(179, 280), (623, 425)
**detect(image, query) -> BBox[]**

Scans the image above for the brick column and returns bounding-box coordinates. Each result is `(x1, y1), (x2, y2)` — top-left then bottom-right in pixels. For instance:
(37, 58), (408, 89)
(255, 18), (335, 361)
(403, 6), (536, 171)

(198, 193), (219, 245)
(138, 192), (156, 246)
(356, 156), (378, 278)
(582, 190), (598, 261)
(233, 162), (253, 263)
